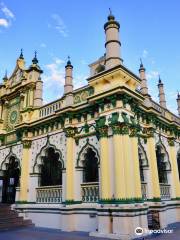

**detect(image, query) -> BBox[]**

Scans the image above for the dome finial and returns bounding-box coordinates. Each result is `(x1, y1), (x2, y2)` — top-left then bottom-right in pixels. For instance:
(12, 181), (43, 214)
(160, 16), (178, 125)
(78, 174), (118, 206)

(108, 8), (115, 21)
(19, 48), (24, 59)
(66, 56), (72, 67)
(158, 75), (162, 84)
(140, 58), (144, 68)
(3, 70), (8, 81)
(177, 91), (180, 99)
(32, 50), (38, 64)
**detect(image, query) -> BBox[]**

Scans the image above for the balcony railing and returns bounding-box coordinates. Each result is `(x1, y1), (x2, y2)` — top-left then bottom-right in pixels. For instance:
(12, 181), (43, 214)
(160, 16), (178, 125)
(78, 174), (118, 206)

(36, 185), (62, 203)
(160, 183), (171, 200)
(39, 100), (62, 119)
(81, 182), (99, 203)
(141, 182), (147, 200)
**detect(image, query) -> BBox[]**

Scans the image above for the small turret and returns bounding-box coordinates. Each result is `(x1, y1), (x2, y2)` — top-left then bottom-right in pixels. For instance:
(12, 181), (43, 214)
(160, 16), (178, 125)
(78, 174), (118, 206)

(139, 59), (148, 95)
(64, 56), (73, 95)
(158, 76), (167, 108)
(64, 56), (73, 106)
(177, 92), (180, 117)
(104, 9), (122, 69)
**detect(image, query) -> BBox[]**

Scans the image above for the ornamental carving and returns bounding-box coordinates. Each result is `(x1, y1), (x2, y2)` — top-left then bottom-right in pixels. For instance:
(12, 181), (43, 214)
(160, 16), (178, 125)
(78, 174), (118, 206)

(64, 127), (76, 137)
(23, 140), (32, 148)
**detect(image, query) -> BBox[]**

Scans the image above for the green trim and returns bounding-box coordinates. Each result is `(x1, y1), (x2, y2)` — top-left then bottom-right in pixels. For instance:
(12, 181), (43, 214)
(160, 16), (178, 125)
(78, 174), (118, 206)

(146, 198), (161, 202)
(63, 200), (82, 205)
(99, 197), (144, 204)
(15, 201), (36, 204)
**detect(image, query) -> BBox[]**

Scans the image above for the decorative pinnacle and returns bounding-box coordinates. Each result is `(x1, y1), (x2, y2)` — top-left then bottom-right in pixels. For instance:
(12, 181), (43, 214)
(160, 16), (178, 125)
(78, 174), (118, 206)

(108, 8), (115, 21)
(66, 56), (73, 68)
(140, 58), (144, 68)
(32, 51), (38, 64)
(177, 91), (180, 99)
(3, 70), (8, 81)
(67, 56), (71, 65)
(19, 49), (24, 59)
(158, 75), (162, 84)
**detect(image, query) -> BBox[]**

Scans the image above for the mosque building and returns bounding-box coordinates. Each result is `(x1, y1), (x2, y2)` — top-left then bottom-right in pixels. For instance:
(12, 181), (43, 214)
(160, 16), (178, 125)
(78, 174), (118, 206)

(0, 11), (180, 239)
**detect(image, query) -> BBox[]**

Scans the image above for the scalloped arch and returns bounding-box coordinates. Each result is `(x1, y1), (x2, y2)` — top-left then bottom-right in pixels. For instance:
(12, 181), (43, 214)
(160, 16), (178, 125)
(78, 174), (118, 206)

(138, 140), (149, 167)
(33, 139), (64, 173)
(156, 137), (171, 171)
(77, 138), (100, 167)
(0, 149), (21, 171)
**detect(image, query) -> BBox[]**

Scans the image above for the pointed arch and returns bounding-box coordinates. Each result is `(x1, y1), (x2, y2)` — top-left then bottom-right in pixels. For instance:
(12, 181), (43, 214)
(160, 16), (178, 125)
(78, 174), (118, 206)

(138, 140), (149, 182)
(77, 138), (100, 168)
(0, 148), (21, 171)
(156, 137), (171, 183)
(33, 138), (64, 174)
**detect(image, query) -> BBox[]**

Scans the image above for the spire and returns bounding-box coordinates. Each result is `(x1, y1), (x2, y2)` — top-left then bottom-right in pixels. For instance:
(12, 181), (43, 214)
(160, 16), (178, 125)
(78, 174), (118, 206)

(158, 75), (162, 84)
(139, 59), (148, 95)
(140, 58), (144, 68)
(3, 70), (8, 82)
(177, 91), (180, 116)
(66, 56), (72, 68)
(108, 8), (115, 21)
(19, 49), (24, 59)
(157, 76), (167, 108)
(104, 10), (122, 69)
(32, 51), (38, 64)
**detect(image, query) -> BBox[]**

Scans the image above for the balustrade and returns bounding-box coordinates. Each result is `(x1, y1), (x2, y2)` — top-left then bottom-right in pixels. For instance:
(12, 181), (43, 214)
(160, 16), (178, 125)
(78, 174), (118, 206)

(81, 182), (99, 203)
(160, 183), (171, 200)
(36, 185), (62, 203)
(39, 100), (62, 118)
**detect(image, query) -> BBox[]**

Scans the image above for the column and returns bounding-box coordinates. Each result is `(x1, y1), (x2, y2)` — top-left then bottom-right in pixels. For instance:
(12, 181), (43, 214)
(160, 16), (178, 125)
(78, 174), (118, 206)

(168, 139), (180, 199)
(0, 101), (2, 120)
(112, 124), (126, 199)
(146, 131), (161, 200)
(122, 133), (134, 199)
(98, 126), (111, 200)
(19, 140), (32, 201)
(65, 127), (75, 202)
(130, 134), (142, 199)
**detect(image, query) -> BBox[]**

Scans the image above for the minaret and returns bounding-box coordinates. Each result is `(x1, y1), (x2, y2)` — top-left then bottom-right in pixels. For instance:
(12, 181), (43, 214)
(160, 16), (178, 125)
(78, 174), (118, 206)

(139, 59), (148, 95)
(64, 56), (73, 94)
(64, 57), (73, 106)
(29, 51), (43, 108)
(104, 9), (122, 69)
(158, 76), (167, 108)
(177, 92), (180, 116)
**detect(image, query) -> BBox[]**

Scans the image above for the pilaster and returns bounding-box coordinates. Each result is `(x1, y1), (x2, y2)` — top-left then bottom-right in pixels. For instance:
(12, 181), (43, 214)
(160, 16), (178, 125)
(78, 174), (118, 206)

(146, 128), (161, 200)
(111, 124), (126, 199)
(64, 127), (75, 202)
(98, 125), (111, 200)
(168, 138), (180, 199)
(19, 139), (32, 201)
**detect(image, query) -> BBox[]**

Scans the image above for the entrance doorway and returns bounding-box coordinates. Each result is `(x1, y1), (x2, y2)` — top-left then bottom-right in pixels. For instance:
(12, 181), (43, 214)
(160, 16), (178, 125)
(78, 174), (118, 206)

(0, 156), (20, 203)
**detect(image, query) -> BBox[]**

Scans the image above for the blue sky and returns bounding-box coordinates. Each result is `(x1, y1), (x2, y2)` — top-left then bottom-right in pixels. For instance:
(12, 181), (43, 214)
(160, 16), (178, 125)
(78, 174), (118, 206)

(0, 0), (180, 115)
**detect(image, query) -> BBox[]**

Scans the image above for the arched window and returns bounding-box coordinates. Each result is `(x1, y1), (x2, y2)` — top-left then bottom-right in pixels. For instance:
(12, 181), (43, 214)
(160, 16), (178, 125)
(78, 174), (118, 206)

(40, 147), (62, 186)
(156, 145), (169, 183)
(83, 148), (99, 183)
(177, 150), (180, 181)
